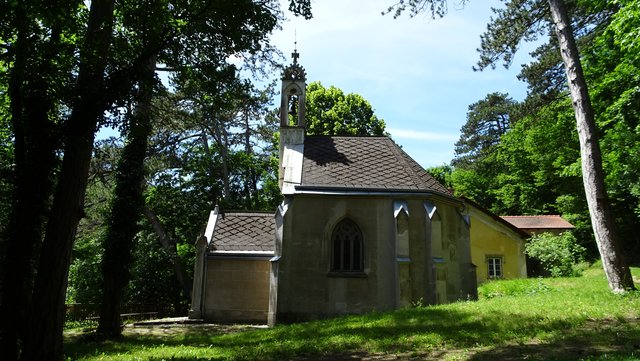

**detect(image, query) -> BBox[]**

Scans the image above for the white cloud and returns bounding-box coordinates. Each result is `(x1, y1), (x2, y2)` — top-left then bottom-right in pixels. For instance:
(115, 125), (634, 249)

(387, 128), (458, 141)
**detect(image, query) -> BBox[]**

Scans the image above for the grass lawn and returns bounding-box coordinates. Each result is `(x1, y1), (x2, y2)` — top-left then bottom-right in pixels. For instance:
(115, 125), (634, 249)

(64, 266), (640, 360)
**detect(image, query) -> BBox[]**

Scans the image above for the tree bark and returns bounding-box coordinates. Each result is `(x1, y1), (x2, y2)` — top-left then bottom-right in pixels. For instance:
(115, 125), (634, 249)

(142, 206), (192, 303)
(96, 55), (155, 338)
(0, 7), (61, 359)
(22, 0), (116, 359)
(211, 119), (231, 202)
(547, 0), (634, 292)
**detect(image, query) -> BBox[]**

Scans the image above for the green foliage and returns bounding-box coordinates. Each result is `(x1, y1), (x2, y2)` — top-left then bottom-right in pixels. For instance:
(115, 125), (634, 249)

(67, 139), (117, 305)
(478, 278), (552, 299)
(475, 0), (549, 71)
(64, 266), (640, 360)
(525, 232), (587, 277)
(491, 99), (584, 215)
(0, 84), (13, 255)
(305, 81), (386, 136)
(384, 0), (458, 19)
(67, 235), (104, 305)
(63, 319), (98, 331)
(438, 1), (640, 264)
(126, 232), (190, 311)
(453, 92), (517, 168)
(425, 164), (452, 189)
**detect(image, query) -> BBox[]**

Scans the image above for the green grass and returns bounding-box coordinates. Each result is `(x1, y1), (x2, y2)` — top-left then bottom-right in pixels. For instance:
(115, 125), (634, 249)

(64, 266), (640, 360)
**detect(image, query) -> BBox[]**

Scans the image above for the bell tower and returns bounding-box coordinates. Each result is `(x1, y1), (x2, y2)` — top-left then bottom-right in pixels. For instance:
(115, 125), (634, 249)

(280, 47), (306, 127)
(278, 47), (306, 193)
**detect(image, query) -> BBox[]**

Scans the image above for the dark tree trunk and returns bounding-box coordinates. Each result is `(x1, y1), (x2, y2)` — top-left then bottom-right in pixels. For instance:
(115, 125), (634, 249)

(142, 206), (192, 303)
(96, 56), (155, 338)
(547, 0), (634, 292)
(0, 7), (60, 360)
(21, 0), (116, 359)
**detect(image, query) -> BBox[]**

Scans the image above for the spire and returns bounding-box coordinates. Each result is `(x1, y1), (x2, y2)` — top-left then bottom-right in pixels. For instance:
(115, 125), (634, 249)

(292, 36), (300, 65)
(278, 41), (307, 193)
(282, 40), (306, 81)
(280, 41), (306, 127)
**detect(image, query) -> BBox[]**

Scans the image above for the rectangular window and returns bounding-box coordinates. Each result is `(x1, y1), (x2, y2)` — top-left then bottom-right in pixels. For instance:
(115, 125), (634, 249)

(487, 257), (503, 279)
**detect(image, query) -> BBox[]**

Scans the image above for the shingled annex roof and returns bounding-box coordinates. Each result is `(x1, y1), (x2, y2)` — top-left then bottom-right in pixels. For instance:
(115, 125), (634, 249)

(209, 212), (275, 253)
(300, 136), (452, 195)
(500, 215), (575, 230)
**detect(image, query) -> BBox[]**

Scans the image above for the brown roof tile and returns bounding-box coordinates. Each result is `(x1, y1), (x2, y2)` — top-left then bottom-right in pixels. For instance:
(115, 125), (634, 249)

(500, 215), (574, 230)
(301, 136), (451, 195)
(210, 212), (275, 253)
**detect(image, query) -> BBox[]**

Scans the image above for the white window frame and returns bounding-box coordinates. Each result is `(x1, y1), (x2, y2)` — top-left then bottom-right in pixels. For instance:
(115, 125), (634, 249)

(487, 256), (503, 279)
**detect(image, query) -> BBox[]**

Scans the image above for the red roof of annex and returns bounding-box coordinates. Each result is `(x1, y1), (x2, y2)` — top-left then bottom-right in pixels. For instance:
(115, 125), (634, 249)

(500, 215), (574, 230)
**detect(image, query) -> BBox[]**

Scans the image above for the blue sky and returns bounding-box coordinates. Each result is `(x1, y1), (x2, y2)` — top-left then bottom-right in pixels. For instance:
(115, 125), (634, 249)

(269, 0), (540, 168)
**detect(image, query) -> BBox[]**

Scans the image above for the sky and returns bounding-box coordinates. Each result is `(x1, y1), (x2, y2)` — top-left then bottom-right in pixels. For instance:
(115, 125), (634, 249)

(268, 0), (540, 168)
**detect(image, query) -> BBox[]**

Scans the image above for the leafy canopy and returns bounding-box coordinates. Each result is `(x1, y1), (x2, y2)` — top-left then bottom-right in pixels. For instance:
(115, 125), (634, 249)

(305, 81), (386, 136)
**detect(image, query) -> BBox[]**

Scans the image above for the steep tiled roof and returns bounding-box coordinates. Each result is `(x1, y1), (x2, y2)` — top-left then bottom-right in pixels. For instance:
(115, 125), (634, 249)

(210, 212), (275, 253)
(500, 215), (574, 230)
(300, 136), (451, 195)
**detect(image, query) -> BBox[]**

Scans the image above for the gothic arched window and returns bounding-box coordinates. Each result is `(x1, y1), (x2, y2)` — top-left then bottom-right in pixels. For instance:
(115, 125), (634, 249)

(331, 219), (364, 272)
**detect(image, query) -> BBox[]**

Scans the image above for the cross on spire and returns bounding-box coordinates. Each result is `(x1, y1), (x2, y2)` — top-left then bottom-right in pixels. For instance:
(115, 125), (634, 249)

(292, 41), (300, 64)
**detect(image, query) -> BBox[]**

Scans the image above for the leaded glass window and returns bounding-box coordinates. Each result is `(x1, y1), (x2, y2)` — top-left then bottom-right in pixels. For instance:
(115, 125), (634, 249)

(331, 219), (364, 272)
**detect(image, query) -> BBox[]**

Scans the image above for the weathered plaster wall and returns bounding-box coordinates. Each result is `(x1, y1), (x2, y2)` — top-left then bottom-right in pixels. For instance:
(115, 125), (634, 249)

(275, 196), (394, 322)
(469, 209), (527, 283)
(203, 258), (270, 323)
(275, 195), (475, 322)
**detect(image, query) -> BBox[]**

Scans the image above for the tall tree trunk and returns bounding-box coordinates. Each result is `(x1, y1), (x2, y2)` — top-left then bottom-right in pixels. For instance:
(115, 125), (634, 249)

(0, 7), (60, 359)
(199, 132), (220, 205)
(22, 0), (116, 359)
(210, 120), (231, 202)
(142, 206), (192, 303)
(96, 55), (155, 339)
(548, 0), (634, 292)
(242, 110), (257, 207)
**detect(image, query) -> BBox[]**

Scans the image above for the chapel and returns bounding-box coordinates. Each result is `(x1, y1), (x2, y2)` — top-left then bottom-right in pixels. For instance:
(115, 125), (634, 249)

(188, 51), (478, 325)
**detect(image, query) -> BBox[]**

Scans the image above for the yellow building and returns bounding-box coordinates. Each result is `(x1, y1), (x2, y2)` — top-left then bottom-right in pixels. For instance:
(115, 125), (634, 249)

(463, 197), (528, 284)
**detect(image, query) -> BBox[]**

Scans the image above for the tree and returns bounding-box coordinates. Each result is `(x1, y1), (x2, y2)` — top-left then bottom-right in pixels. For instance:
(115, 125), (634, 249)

(578, 0), (640, 259)
(305, 81), (386, 136)
(97, 56), (155, 338)
(0, 1), (75, 356)
(546, 0), (633, 292)
(453, 92), (517, 168)
(387, 0), (635, 293)
(425, 164), (453, 189)
(2, 0), (316, 359)
(23, 0), (117, 358)
(492, 99), (584, 217)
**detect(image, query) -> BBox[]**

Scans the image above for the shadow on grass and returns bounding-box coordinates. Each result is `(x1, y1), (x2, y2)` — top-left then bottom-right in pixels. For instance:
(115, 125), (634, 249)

(468, 319), (640, 361)
(64, 308), (640, 360)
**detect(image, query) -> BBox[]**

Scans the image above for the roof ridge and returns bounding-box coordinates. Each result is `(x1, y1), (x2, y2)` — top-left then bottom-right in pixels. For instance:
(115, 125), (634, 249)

(305, 135), (388, 138)
(501, 215), (563, 218)
(385, 138), (423, 188)
(219, 210), (274, 216)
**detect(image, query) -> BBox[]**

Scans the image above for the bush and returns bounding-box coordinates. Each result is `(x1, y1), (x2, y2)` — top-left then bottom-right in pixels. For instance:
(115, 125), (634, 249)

(525, 232), (586, 277)
(478, 278), (552, 299)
